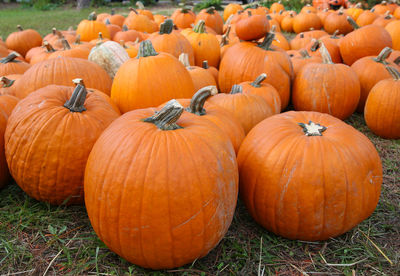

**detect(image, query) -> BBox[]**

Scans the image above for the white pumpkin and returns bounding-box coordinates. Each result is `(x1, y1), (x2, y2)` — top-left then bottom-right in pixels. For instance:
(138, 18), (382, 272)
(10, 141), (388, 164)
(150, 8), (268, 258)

(88, 41), (130, 79)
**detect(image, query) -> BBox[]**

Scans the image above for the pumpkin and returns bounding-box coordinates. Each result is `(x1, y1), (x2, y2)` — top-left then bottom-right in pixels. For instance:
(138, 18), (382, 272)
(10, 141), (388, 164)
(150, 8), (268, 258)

(237, 111), (382, 241)
(317, 8), (332, 24)
(324, 10), (354, 35)
(29, 41), (58, 65)
(135, 1), (154, 20)
(373, 1), (392, 15)
(171, 7), (196, 29)
(148, 19), (195, 65)
(293, 11), (322, 33)
(293, 44), (360, 120)
(291, 50), (322, 78)
(364, 66), (400, 139)
(113, 25), (143, 43)
(301, 4), (317, 13)
(290, 33), (313, 50)
(202, 60), (219, 87)
(88, 40), (130, 79)
(84, 99), (238, 269)
(109, 10), (125, 27)
(15, 56), (112, 98)
(111, 41), (195, 113)
(346, 3), (364, 20)
(0, 76), (18, 96)
(300, 29), (329, 39)
(48, 38), (90, 60)
(76, 12), (110, 42)
(235, 11), (269, 41)
(43, 28), (76, 50)
(351, 47), (398, 113)
(394, 7), (400, 19)
(195, 7), (224, 34)
(218, 38), (291, 109)
(339, 17), (392, 65)
(153, 14), (168, 27)
(5, 81), (119, 204)
(303, 38), (342, 63)
(319, 30), (343, 45)
(105, 19), (122, 39)
(96, 12), (111, 22)
(124, 8), (159, 34)
(385, 20), (400, 50)
(388, 49), (400, 64)
(356, 10), (379, 26)
(207, 84), (276, 134)
(219, 25), (239, 57)
(239, 73), (281, 115)
(223, 3), (243, 21)
(270, 1), (285, 13)
(5, 25), (42, 57)
(0, 52), (30, 75)
(179, 53), (216, 92)
(120, 40), (139, 58)
(372, 12), (396, 27)
(271, 30), (290, 51)
(281, 12), (295, 33)
(182, 20), (220, 68)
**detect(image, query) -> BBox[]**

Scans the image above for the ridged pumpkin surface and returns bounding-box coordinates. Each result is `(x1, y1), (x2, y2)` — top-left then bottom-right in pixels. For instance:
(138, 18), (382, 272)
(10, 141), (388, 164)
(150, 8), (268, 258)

(238, 111), (382, 241)
(84, 102), (238, 269)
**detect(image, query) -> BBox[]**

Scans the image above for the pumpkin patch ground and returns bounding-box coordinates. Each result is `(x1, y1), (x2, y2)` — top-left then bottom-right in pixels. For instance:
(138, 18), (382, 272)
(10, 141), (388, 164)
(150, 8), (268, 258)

(0, 2), (399, 275)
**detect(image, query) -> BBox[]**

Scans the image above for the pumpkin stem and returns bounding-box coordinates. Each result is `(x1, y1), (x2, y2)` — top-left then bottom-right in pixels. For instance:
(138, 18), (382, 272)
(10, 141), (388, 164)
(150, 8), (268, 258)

(17, 25), (23, 31)
(122, 25), (129, 31)
(75, 34), (81, 44)
(299, 33), (304, 38)
(331, 30), (340, 38)
(202, 60), (209, 69)
(386, 66), (400, 81)
(384, 12), (392, 19)
(310, 39), (320, 52)
(88, 12), (97, 21)
(105, 18), (111, 25)
(178, 53), (190, 67)
(0, 76), (15, 88)
(373, 47), (392, 64)
(180, 7), (192, 14)
(258, 32), (275, 50)
(43, 41), (56, 52)
(52, 27), (57, 35)
(205, 6), (215, 14)
(186, 86), (218, 116)
(225, 14), (234, 26)
(266, 14), (272, 20)
(137, 40), (158, 58)
(247, 10), (252, 16)
(61, 38), (71, 50)
(64, 80), (88, 113)
(220, 25), (231, 47)
(0, 52), (20, 64)
(355, 2), (362, 8)
(319, 43), (333, 64)
(298, 121), (327, 136)
(393, 56), (400, 66)
(230, 84), (243, 94)
(129, 7), (139, 14)
(159, 19), (174, 35)
(111, 9), (115, 15)
(143, 99), (184, 130)
(136, 1), (145, 10)
(250, 73), (267, 88)
(347, 16), (359, 29)
(300, 50), (311, 58)
(193, 20), (206, 33)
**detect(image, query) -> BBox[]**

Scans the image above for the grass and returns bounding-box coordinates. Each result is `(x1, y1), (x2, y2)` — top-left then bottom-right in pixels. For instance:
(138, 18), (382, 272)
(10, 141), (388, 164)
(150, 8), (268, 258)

(0, 4), (400, 275)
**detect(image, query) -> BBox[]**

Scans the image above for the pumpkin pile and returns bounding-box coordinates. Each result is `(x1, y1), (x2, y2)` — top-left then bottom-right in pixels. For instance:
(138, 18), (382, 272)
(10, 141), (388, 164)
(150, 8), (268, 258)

(1, 0), (399, 270)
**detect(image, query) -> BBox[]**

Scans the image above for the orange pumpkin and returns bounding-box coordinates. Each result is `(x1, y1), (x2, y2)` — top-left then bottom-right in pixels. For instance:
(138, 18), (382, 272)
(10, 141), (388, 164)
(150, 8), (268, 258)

(238, 111), (382, 241)
(385, 20), (400, 50)
(5, 25), (42, 57)
(223, 3), (243, 21)
(84, 99), (238, 269)
(356, 10), (379, 26)
(293, 11), (322, 33)
(323, 10), (354, 34)
(235, 11), (270, 41)
(113, 25), (143, 43)
(179, 53), (216, 92)
(171, 7), (196, 29)
(290, 49), (322, 78)
(195, 7), (224, 34)
(0, 52), (30, 75)
(76, 12), (110, 42)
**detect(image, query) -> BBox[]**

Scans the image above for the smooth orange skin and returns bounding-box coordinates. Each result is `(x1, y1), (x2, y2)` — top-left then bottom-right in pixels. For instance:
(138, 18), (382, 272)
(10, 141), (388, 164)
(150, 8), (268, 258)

(235, 14), (270, 41)
(290, 35), (313, 50)
(373, 3), (391, 15)
(365, 78), (400, 139)
(356, 10), (378, 26)
(6, 29), (42, 57)
(339, 25), (392, 65)
(153, 14), (168, 27)
(15, 57), (112, 98)
(204, 65), (219, 86)
(5, 84), (119, 204)
(207, 91), (276, 134)
(281, 14), (295, 33)
(97, 13), (111, 22)
(223, 3), (243, 21)
(270, 2), (285, 13)
(218, 42), (291, 110)
(301, 5), (317, 13)
(394, 7), (400, 19)
(290, 53), (322, 78)
(238, 111), (382, 241)
(346, 6), (363, 20)
(160, 98), (245, 154)
(195, 9), (224, 34)
(183, 30), (220, 68)
(293, 12), (322, 33)
(351, 56), (399, 113)
(148, 31), (195, 65)
(25, 46), (45, 63)
(272, 32), (290, 50)
(138, 9), (154, 20)
(323, 12), (354, 35)
(0, 95), (19, 116)
(43, 31), (76, 50)
(301, 29), (329, 39)
(84, 107), (238, 269)
(0, 46), (9, 58)
(106, 23), (122, 40)
(111, 52), (195, 113)
(113, 29), (143, 43)
(240, 81), (281, 115)
(48, 47), (90, 60)
(385, 21), (400, 50)
(76, 20), (110, 42)
(186, 66), (216, 92)
(124, 14), (159, 34)
(372, 15), (396, 28)
(109, 14), (126, 27)
(0, 59), (30, 75)
(171, 9), (196, 29)
(293, 62), (360, 120)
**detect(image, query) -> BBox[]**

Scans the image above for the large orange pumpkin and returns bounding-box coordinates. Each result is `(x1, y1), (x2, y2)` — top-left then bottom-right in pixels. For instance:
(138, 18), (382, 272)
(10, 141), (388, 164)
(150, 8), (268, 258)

(364, 66), (400, 139)
(84, 99), (238, 269)
(76, 12), (110, 42)
(5, 25), (42, 57)
(238, 111), (382, 241)
(385, 20), (400, 50)
(293, 11), (322, 33)
(195, 7), (224, 34)
(111, 41), (195, 113)
(5, 82), (119, 204)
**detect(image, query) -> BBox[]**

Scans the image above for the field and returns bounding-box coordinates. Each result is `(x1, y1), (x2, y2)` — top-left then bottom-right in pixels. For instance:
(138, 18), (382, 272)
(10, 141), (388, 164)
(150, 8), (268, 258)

(0, 4), (399, 276)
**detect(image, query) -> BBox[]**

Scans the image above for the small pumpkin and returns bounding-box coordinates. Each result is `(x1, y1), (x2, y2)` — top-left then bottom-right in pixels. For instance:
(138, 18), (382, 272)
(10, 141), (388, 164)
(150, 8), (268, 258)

(124, 8), (159, 34)
(323, 10), (354, 35)
(223, 3), (243, 22)
(293, 11), (322, 33)
(179, 53), (216, 92)
(0, 52), (30, 75)
(171, 7), (196, 29)
(105, 19), (122, 39)
(235, 11), (270, 41)
(5, 25), (42, 57)
(356, 9), (379, 26)
(195, 7), (224, 34)
(290, 49), (322, 78)
(113, 25), (143, 43)
(76, 12), (111, 42)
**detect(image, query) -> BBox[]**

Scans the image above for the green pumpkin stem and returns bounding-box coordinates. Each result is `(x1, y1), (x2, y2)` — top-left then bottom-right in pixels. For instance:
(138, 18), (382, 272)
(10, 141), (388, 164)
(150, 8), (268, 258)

(137, 40), (158, 58)
(251, 73), (267, 88)
(300, 50), (311, 58)
(0, 52), (20, 64)
(230, 84), (243, 94)
(0, 76), (15, 88)
(298, 121), (327, 136)
(143, 99), (184, 130)
(258, 32), (275, 51)
(88, 12), (97, 21)
(205, 6), (215, 14)
(52, 27), (57, 35)
(186, 86), (218, 116)
(386, 66), (400, 81)
(193, 20), (206, 33)
(159, 19), (174, 35)
(247, 10), (252, 16)
(180, 7), (192, 13)
(17, 25), (23, 31)
(347, 16), (359, 29)
(319, 43), (333, 64)
(373, 47), (392, 64)
(64, 79), (88, 112)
